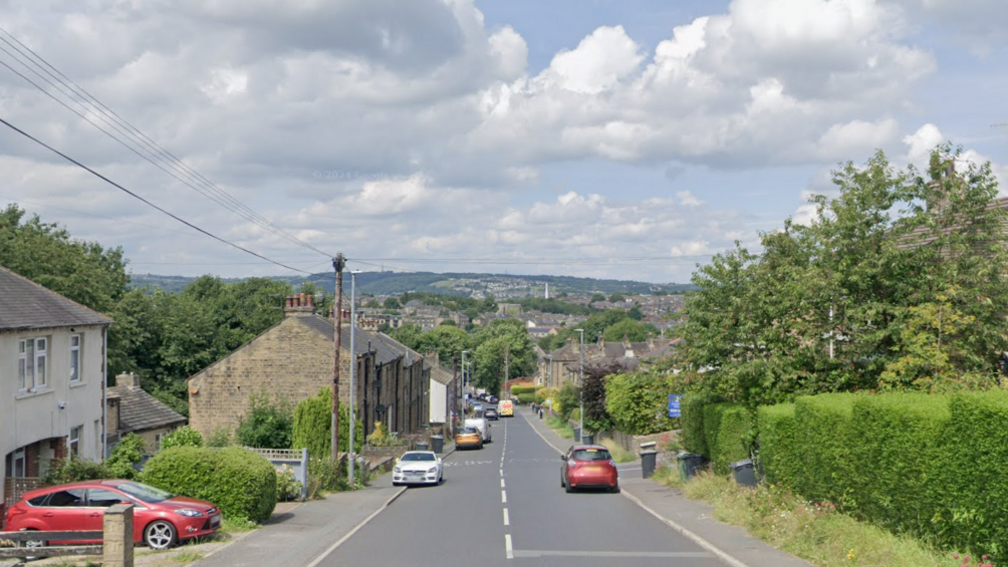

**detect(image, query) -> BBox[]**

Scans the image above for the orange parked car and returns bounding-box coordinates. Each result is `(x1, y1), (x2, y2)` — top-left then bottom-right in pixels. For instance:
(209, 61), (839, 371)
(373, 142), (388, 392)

(455, 427), (483, 450)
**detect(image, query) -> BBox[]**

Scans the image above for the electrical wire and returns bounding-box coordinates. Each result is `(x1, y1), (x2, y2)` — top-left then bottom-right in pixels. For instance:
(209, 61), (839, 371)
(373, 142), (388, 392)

(0, 116), (311, 274)
(0, 27), (332, 258)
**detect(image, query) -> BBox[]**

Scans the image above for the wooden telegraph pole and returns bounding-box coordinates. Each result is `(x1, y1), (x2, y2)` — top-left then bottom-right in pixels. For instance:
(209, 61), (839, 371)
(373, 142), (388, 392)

(332, 253), (346, 462)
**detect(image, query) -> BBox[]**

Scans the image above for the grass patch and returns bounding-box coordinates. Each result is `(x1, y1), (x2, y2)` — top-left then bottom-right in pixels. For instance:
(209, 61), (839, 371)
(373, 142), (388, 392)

(220, 516), (259, 533)
(656, 472), (988, 567)
(601, 438), (636, 463)
(546, 414), (574, 438)
(170, 550), (204, 563)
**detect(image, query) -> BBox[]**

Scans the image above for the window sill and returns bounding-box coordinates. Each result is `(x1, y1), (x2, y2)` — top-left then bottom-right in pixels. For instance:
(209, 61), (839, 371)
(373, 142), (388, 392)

(69, 380), (87, 389)
(15, 387), (53, 400)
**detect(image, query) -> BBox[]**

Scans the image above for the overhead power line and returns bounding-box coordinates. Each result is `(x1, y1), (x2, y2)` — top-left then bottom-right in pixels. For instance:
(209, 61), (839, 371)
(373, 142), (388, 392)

(0, 26), (332, 258)
(0, 116), (311, 274)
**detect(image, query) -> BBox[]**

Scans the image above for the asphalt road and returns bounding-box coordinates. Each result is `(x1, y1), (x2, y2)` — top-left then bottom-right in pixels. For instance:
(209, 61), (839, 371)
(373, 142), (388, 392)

(317, 413), (719, 567)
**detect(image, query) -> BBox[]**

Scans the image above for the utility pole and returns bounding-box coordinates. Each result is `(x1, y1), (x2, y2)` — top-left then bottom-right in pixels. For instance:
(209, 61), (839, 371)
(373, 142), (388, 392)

(349, 270), (360, 487)
(576, 328), (584, 442)
(332, 253), (345, 463)
(504, 346), (510, 397)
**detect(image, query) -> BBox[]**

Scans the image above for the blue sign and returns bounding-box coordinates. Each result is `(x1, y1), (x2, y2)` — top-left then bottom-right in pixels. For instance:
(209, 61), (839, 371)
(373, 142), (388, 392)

(668, 394), (681, 418)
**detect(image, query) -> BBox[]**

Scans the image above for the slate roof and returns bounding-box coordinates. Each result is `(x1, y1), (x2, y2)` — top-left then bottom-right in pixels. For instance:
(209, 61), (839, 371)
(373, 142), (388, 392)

(297, 315), (417, 365)
(108, 382), (186, 433)
(428, 363), (454, 386)
(0, 265), (113, 331)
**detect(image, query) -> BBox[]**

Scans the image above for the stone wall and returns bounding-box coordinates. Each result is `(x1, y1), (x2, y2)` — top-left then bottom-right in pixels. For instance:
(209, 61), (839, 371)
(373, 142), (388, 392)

(188, 318), (335, 439)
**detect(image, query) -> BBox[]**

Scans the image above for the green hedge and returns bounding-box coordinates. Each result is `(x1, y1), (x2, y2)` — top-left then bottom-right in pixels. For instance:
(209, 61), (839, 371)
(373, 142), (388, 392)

(756, 403), (798, 489)
(793, 393), (856, 506)
(510, 385), (537, 396)
(141, 446), (277, 524)
(681, 393), (716, 456)
(701, 404), (750, 474)
(516, 393), (535, 404)
(938, 391), (1008, 556)
(847, 393), (949, 538)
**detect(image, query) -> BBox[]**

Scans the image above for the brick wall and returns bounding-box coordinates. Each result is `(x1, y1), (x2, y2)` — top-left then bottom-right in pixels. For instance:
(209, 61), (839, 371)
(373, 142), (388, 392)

(188, 317), (338, 440)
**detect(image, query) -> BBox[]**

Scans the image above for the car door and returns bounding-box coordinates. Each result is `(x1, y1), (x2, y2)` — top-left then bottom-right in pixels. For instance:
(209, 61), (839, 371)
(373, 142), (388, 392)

(39, 488), (89, 540)
(561, 448), (571, 480)
(81, 488), (127, 541)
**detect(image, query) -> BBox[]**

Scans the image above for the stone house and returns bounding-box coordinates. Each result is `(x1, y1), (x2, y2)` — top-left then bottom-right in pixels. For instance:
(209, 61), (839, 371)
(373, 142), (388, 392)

(425, 353), (456, 430)
(0, 265), (112, 517)
(106, 372), (186, 453)
(187, 294), (428, 443)
(541, 333), (678, 388)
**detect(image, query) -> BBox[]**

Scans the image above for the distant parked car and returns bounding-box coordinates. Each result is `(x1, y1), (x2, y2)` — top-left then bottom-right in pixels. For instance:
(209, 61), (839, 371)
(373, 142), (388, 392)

(488, 395), (499, 404)
(393, 451), (444, 486)
(2, 480), (221, 550)
(484, 408), (498, 421)
(560, 445), (619, 493)
(455, 427), (483, 450)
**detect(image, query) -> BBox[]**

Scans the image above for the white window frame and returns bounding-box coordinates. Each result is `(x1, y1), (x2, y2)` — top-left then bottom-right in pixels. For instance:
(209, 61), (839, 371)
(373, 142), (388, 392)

(18, 339), (27, 392)
(69, 334), (81, 383)
(69, 425), (81, 459)
(12, 447), (26, 477)
(35, 337), (47, 389)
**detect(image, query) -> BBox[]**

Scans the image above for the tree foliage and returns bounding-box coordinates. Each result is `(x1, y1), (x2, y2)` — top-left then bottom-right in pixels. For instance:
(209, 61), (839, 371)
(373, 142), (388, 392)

(677, 146), (1008, 405)
(236, 392), (294, 449)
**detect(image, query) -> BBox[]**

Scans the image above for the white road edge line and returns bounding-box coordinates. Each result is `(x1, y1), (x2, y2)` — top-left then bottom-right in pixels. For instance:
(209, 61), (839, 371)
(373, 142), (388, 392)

(503, 508), (510, 526)
(304, 486), (408, 567)
(517, 409), (753, 567)
(505, 533), (514, 559)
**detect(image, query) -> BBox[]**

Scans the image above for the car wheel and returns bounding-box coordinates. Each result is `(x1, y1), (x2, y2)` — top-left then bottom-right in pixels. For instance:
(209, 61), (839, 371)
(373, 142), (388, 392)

(610, 485), (621, 494)
(565, 481), (574, 494)
(144, 520), (177, 550)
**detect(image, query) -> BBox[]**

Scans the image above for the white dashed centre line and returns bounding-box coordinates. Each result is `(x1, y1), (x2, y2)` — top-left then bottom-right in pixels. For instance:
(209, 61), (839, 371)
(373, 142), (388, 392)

(503, 508), (510, 526)
(501, 478), (505, 488)
(505, 534), (514, 559)
(502, 490), (507, 503)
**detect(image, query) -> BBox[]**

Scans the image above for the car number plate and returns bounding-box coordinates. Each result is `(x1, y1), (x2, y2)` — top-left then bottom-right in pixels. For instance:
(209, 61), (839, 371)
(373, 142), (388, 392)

(586, 466), (604, 472)
(211, 515), (221, 528)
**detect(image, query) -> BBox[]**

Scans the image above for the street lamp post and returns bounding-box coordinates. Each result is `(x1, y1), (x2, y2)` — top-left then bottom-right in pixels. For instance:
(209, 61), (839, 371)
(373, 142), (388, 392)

(461, 350), (469, 413)
(348, 270), (361, 487)
(575, 328), (584, 442)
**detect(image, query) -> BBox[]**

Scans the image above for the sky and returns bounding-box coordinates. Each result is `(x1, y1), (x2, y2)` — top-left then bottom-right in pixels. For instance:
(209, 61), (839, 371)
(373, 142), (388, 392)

(1, 0), (1007, 285)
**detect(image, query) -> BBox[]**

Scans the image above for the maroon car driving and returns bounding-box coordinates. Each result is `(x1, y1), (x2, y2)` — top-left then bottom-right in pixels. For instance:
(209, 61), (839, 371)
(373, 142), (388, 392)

(2, 479), (221, 550)
(560, 445), (619, 493)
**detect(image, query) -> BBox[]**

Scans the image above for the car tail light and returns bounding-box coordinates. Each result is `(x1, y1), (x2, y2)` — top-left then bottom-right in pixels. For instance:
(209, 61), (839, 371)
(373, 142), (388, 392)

(609, 460), (616, 467)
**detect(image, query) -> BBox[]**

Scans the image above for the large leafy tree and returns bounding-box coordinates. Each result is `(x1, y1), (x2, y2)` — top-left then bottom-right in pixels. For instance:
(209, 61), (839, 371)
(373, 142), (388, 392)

(472, 319), (535, 393)
(677, 146), (1008, 405)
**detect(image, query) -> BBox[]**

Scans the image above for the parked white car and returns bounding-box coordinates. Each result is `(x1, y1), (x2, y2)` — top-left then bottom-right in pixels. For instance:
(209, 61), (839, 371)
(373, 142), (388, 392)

(464, 417), (491, 443)
(392, 451), (444, 486)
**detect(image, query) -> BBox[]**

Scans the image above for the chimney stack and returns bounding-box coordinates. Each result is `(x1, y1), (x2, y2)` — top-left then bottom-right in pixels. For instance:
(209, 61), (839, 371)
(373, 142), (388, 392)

(283, 294), (315, 317)
(116, 372), (141, 389)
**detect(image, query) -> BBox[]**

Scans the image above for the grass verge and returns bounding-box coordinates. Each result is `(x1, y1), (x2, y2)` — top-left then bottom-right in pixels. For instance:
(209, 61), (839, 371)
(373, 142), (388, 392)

(545, 414), (574, 438)
(654, 468), (993, 567)
(600, 438), (636, 463)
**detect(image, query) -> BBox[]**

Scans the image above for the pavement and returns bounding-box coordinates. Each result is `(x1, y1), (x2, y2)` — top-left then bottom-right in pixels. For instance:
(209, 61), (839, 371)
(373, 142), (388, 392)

(8, 415), (815, 567)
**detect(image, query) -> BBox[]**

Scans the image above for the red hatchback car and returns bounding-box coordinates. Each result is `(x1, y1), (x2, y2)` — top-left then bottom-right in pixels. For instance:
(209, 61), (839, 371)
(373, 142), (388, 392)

(560, 445), (619, 493)
(2, 479), (221, 550)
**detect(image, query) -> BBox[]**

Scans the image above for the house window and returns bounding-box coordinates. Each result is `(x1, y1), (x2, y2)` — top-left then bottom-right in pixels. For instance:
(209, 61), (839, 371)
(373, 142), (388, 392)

(70, 334), (81, 383)
(69, 426), (81, 459)
(18, 337), (49, 392)
(12, 447), (26, 477)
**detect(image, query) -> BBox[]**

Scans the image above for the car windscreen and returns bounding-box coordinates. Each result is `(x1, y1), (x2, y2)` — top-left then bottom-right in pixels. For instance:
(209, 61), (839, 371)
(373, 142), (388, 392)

(116, 481), (174, 503)
(401, 453), (435, 462)
(573, 449), (612, 461)
(459, 427), (478, 434)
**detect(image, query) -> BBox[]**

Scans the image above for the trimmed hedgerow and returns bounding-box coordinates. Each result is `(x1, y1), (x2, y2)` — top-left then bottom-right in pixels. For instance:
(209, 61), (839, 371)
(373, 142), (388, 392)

(701, 403), (750, 474)
(846, 393), (949, 538)
(141, 446), (276, 524)
(510, 385), (537, 397)
(756, 403), (798, 489)
(680, 392), (717, 457)
(792, 393), (855, 505)
(937, 391), (1008, 559)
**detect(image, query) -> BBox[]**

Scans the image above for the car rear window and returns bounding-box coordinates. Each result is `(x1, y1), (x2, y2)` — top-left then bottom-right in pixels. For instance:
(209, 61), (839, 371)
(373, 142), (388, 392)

(46, 489), (86, 507)
(573, 449), (612, 461)
(459, 427), (478, 434)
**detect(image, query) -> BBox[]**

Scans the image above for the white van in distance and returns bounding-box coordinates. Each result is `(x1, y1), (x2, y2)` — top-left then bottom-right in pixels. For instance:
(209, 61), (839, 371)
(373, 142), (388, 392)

(464, 417), (491, 443)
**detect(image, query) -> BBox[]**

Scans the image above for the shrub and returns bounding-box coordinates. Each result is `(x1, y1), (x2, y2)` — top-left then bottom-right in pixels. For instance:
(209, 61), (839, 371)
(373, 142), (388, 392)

(517, 393), (535, 404)
(306, 456), (345, 499)
(756, 403), (798, 489)
(555, 382), (580, 420)
(708, 405), (753, 475)
(510, 384), (537, 397)
(274, 464), (303, 502)
(681, 392), (718, 456)
(141, 446), (277, 524)
(847, 393), (949, 539)
(605, 372), (677, 435)
(289, 391), (363, 454)
(105, 433), (147, 479)
(534, 387), (556, 405)
(160, 426), (204, 451)
(236, 392), (294, 449)
(45, 458), (109, 484)
(793, 393), (856, 506)
(207, 427), (233, 447)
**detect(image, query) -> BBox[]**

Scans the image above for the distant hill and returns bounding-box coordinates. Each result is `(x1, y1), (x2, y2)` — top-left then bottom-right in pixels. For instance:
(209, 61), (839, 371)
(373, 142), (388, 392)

(129, 271), (696, 297)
